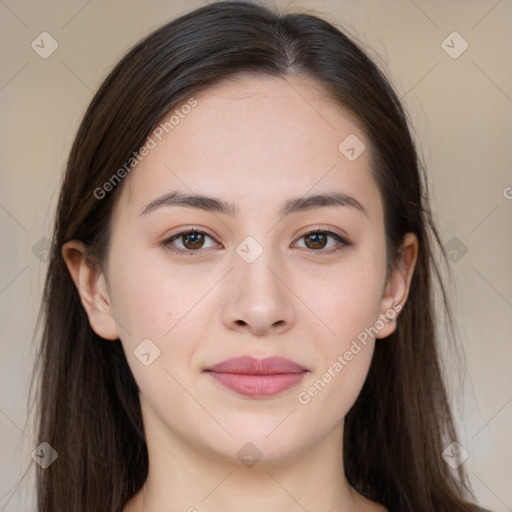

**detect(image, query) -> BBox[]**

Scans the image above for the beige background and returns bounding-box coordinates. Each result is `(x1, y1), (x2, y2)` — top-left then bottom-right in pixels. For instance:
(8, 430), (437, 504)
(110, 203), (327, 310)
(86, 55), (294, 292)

(1, 0), (511, 510)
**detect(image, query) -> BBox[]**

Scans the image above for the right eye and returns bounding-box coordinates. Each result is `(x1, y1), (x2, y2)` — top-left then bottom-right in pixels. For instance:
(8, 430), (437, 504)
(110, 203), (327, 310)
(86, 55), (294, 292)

(161, 229), (220, 256)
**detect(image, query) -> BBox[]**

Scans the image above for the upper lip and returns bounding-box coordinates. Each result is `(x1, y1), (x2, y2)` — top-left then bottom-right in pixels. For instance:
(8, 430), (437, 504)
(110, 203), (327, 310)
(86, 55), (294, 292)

(205, 356), (308, 374)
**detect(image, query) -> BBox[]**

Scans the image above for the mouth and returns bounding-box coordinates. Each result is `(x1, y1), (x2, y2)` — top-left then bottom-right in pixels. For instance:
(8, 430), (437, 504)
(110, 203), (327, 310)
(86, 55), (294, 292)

(203, 356), (309, 398)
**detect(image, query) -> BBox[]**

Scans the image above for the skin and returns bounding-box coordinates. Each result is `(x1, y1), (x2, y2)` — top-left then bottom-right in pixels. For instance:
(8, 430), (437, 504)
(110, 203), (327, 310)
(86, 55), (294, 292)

(63, 73), (418, 512)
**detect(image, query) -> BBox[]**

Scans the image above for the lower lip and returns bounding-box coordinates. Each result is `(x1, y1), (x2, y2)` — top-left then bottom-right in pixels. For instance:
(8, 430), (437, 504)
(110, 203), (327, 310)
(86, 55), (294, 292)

(207, 371), (307, 398)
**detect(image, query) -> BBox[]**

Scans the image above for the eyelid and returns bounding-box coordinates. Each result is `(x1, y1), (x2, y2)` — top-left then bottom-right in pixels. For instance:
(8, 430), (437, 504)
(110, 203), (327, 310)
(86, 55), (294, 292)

(294, 224), (349, 242)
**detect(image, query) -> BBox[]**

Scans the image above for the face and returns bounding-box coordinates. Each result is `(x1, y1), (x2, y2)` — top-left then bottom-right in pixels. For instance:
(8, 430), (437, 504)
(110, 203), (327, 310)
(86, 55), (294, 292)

(67, 74), (417, 465)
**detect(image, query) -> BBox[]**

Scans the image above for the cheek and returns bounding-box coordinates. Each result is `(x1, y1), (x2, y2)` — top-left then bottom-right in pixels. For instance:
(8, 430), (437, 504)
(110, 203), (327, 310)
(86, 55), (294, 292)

(292, 325), (375, 453)
(307, 263), (385, 351)
(108, 250), (202, 341)
(298, 345), (375, 427)
(295, 257), (384, 411)
(107, 249), (209, 382)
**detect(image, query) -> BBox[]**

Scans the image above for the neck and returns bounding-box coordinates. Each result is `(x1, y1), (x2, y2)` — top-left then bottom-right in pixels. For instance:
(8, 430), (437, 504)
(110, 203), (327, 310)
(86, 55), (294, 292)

(124, 395), (387, 512)
(130, 425), (368, 512)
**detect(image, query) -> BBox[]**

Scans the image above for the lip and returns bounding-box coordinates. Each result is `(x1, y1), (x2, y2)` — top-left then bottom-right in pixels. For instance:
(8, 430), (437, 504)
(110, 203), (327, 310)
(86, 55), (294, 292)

(204, 356), (309, 398)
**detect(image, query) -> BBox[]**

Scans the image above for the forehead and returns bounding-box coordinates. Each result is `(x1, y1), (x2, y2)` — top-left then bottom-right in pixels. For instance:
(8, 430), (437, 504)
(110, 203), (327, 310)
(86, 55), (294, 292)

(116, 73), (382, 223)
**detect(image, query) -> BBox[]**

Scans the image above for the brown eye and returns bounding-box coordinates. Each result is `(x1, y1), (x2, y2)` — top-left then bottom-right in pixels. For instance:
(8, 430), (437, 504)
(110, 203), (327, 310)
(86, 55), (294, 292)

(180, 231), (206, 250)
(162, 228), (352, 257)
(162, 229), (218, 256)
(295, 229), (352, 254)
(304, 231), (328, 250)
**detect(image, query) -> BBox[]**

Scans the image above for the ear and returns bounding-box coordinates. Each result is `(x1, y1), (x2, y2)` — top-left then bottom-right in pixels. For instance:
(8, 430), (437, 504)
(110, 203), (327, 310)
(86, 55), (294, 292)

(61, 240), (119, 340)
(375, 232), (418, 339)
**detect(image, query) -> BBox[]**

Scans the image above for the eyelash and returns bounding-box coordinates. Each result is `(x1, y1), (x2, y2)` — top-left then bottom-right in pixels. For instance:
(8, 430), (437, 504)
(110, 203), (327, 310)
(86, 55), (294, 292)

(161, 228), (353, 257)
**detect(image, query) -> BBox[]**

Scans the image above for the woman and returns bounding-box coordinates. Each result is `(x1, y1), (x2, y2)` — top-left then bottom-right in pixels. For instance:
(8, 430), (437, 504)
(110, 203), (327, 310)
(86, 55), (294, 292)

(32, 1), (492, 511)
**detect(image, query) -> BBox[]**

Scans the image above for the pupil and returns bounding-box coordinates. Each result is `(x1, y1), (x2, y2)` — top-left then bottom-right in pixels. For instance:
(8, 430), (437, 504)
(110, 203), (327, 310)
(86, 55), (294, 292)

(307, 232), (326, 249)
(185, 232), (203, 249)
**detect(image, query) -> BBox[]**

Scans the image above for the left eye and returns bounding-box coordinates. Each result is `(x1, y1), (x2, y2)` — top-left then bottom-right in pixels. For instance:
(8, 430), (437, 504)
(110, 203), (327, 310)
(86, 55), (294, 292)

(162, 229), (351, 256)
(294, 229), (351, 253)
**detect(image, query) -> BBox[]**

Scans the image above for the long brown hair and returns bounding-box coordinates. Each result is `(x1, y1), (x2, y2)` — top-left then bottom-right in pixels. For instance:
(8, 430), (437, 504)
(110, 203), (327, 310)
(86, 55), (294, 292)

(29, 1), (482, 510)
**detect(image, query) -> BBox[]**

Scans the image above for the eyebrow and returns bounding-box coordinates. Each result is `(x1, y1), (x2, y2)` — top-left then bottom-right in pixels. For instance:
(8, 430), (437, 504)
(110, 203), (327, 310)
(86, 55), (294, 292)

(139, 190), (368, 218)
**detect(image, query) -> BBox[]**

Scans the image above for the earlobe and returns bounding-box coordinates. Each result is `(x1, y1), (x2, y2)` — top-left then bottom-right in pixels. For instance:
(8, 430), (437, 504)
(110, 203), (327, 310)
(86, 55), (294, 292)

(61, 240), (120, 340)
(376, 232), (419, 339)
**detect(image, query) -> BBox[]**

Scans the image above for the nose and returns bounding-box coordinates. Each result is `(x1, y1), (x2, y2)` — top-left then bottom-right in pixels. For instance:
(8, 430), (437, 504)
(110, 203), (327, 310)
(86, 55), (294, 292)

(221, 246), (296, 337)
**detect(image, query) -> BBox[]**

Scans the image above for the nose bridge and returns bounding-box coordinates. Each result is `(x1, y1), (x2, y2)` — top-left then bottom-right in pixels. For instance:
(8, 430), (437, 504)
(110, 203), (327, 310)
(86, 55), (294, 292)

(220, 231), (295, 334)
(234, 232), (285, 299)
